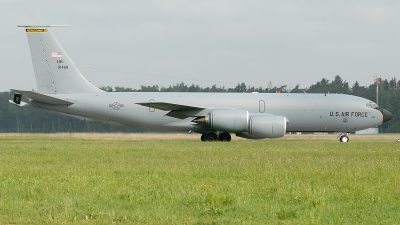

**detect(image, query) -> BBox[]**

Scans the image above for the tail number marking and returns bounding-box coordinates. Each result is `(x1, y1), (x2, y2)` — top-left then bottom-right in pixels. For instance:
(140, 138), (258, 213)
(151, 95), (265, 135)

(56, 58), (68, 69)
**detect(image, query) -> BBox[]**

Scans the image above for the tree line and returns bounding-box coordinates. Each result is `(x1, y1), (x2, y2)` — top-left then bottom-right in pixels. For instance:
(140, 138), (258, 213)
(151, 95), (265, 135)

(1, 75), (399, 133)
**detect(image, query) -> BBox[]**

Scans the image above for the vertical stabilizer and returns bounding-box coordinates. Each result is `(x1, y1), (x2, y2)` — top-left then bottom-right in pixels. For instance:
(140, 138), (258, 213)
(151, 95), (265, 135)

(21, 26), (102, 94)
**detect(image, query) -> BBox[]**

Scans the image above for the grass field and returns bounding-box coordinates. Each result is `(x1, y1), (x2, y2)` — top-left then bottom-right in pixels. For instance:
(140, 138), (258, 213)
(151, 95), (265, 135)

(0, 133), (399, 224)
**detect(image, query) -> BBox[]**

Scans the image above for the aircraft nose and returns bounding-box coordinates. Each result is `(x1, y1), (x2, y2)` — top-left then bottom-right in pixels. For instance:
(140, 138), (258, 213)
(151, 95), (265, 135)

(381, 108), (393, 123)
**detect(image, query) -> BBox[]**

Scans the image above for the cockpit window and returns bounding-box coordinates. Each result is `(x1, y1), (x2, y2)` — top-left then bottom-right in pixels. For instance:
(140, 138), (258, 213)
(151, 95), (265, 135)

(366, 102), (378, 109)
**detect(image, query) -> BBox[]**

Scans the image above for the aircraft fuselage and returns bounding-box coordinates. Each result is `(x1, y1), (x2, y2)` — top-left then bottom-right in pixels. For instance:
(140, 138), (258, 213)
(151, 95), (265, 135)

(34, 92), (384, 133)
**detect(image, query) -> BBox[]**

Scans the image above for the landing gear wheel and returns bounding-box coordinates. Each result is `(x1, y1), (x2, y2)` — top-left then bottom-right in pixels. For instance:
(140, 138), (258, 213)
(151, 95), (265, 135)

(201, 133), (206, 142)
(204, 132), (218, 141)
(218, 132), (231, 142)
(340, 135), (349, 143)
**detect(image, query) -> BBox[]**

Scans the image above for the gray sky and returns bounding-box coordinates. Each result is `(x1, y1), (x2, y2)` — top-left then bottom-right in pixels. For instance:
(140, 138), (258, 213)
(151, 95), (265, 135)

(1, 0), (400, 92)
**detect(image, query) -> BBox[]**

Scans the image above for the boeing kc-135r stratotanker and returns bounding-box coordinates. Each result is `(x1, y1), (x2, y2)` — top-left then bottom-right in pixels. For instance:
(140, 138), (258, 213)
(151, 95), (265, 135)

(10, 26), (393, 142)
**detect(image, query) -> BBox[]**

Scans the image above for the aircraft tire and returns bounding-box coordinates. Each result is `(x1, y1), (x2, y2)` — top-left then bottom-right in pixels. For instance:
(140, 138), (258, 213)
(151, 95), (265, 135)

(218, 132), (231, 142)
(204, 132), (217, 141)
(201, 133), (206, 141)
(340, 135), (349, 143)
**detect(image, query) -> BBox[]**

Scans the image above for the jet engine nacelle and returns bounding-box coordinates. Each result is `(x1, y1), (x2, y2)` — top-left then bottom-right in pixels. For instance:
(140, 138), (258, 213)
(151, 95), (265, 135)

(207, 109), (249, 132)
(249, 115), (287, 138)
(204, 110), (286, 138)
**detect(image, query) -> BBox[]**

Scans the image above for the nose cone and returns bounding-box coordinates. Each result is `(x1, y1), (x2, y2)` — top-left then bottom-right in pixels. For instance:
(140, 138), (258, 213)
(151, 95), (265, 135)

(382, 108), (393, 123)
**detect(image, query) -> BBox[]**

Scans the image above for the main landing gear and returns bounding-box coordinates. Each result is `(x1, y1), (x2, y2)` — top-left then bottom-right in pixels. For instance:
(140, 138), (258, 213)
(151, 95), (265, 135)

(339, 134), (349, 143)
(201, 132), (232, 142)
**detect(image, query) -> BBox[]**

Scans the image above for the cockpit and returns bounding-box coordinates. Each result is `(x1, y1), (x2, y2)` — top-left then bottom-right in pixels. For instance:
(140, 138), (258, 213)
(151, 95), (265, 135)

(366, 102), (393, 123)
(366, 102), (379, 109)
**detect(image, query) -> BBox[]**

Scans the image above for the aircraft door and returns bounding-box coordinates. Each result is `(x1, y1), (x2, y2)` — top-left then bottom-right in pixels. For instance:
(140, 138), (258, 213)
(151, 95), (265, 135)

(259, 100), (265, 113)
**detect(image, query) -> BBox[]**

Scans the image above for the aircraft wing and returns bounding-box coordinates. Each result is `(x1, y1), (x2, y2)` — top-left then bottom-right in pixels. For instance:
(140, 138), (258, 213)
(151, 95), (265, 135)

(136, 102), (204, 111)
(11, 89), (74, 105)
(136, 102), (211, 119)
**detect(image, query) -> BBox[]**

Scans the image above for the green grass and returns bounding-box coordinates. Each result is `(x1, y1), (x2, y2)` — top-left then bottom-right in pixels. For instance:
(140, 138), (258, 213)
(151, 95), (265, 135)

(0, 135), (400, 224)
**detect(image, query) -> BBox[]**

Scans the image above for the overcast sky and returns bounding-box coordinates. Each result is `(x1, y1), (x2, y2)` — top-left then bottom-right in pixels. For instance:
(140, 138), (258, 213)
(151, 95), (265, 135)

(1, 0), (400, 92)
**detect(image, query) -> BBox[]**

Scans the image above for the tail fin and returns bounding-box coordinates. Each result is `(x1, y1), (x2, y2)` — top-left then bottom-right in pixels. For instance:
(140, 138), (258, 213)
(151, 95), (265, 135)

(20, 26), (102, 94)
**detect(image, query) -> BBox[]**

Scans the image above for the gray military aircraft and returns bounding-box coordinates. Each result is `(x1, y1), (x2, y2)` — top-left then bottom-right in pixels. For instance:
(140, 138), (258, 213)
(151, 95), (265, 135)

(10, 26), (393, 142)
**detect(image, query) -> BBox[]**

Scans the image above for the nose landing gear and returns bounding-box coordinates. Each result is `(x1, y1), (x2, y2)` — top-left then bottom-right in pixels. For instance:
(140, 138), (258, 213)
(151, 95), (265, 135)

(339, 134), (349, 143)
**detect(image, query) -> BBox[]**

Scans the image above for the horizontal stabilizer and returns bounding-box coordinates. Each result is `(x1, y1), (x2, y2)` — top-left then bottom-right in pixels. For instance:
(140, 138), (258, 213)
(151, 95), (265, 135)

(17, 25), (71, 27)
(136, 102), (204, 111)
(11, 89), (73, 105)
